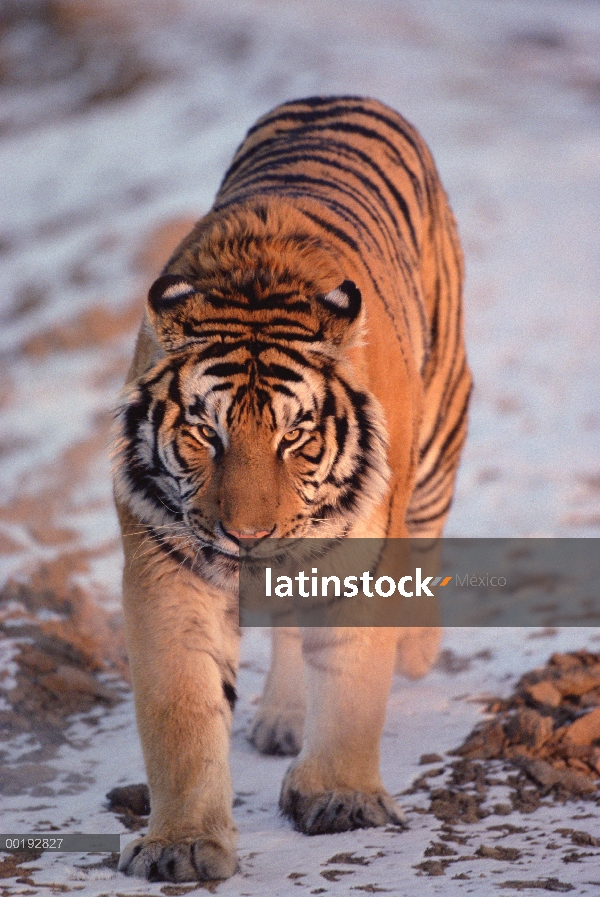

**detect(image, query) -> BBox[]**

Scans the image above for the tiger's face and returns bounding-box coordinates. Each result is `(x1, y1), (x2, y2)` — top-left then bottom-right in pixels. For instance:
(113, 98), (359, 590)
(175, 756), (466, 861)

(113, 272), (390, 590)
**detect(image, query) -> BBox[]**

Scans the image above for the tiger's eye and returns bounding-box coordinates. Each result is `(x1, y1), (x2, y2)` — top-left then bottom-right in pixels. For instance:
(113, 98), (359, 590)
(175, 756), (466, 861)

(199, 425), (217, 440)
(282, 428), (302, 443)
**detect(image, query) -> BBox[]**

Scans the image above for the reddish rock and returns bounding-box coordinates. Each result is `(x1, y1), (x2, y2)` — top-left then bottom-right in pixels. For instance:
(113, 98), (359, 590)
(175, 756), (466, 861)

(549, 653), (584, 671)
(455, 721), (505, 759)
(590, 748), (600, 774)
(555, 670), (600, 698)
(524, 680), (561, 708)
(564, 707), (600, 746)
(521, 758), (596, 794)
(504, 708), (553, 750)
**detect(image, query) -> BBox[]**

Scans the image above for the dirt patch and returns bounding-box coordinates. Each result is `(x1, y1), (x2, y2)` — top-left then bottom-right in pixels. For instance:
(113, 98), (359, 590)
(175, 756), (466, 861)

(0, 851), (42, 885)
(411, 650), (600, 877)
(105, 783), (149, 831)
(496, 879), (573, 892)
(455, 650), (600, 782)
(435, 648), (493, 674)
(0, 213), (199, 799)
(0, 568), (126, 787)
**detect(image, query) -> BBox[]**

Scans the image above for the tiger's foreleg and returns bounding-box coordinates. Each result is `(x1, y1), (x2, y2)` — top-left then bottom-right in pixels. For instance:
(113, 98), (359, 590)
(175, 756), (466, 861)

(117, 519), (239, 882)
(248, 627), (306, 755)
(279, 627), (404, 834)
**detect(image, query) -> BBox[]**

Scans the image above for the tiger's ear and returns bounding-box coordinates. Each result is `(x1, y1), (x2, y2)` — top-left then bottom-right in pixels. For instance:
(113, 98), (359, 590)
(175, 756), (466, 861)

(317, 280), (362, 343)
(146, 274), (201, 350)
(148, 274), (197, 311)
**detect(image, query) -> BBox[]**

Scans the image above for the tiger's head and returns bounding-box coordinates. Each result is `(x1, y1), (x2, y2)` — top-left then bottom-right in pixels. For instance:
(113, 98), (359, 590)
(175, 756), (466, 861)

(112, 205), (390, 590)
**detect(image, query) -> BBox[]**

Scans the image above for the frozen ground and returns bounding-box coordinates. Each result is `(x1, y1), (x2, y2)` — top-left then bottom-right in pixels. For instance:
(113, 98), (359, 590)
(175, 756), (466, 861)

(0, 0), (599, 894)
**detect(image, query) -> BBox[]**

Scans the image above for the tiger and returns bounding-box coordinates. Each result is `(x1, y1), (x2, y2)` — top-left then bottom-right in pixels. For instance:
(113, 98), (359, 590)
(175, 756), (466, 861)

(112, 95), (471, 883)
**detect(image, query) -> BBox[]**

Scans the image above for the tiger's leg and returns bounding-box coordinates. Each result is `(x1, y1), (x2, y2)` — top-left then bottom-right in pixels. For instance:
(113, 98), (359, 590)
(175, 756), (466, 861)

(248, 627), (306, 755)
(117, 533), (239, 882)
(395, 625), (442, 679)
(280, 627), (404, 833)
(395, 535), (444, 679)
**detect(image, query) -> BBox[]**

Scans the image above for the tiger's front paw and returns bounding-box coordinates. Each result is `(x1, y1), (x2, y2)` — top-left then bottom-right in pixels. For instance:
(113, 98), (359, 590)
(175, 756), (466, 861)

(118, 834), (238, 882)
(248, 704), (304, 755)
(279, 770), (406, 835)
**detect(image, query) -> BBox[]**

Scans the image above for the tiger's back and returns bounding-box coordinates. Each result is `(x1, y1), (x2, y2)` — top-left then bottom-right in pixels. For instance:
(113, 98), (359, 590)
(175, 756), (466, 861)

(113, 96), (471, 883)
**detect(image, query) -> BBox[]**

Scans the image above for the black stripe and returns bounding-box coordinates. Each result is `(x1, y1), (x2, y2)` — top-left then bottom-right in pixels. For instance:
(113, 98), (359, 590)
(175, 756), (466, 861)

(222, 680), (237, 711)
(416, 399), (469, 491)
(407, 495), (453, 527)
(258, 360), (303, 382)
(270, 383), (296, 398)
(204, 293), (312, 313)
(150, 400), (166, 472)
(187, 396), (206, 417)
(297, 207), (359, 254)
(414, 440), (466, 503)
(203, 361), (248, 377)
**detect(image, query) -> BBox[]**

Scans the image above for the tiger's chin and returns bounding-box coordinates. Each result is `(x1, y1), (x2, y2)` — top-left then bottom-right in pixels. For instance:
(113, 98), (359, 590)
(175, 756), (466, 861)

(159, 534), (241, 593)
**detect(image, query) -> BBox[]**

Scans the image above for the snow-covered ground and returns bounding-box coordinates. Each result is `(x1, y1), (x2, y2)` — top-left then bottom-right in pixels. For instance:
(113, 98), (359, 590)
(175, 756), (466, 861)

(1, 0), (600, 894)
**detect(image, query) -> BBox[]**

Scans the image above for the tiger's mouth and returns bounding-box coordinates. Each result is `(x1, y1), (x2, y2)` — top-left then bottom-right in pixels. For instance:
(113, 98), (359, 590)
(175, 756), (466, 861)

(170, 502), (356, 579)
(181, 517), (316, 565)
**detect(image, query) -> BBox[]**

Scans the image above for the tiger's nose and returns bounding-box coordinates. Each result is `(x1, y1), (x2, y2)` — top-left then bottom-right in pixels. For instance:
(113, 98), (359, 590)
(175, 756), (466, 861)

(223, 526), (272, 543)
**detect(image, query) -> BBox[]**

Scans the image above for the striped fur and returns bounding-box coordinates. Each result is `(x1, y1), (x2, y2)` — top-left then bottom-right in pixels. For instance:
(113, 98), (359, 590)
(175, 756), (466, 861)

(112, 96), (471, 882)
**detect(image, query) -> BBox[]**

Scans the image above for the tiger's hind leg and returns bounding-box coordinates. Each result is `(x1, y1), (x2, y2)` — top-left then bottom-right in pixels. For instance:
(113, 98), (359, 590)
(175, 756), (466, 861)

(395, 627), (442, 679)
(394, 535), (443, 679)
(248, 627), (306, 756)
(279, 627), (405, 834)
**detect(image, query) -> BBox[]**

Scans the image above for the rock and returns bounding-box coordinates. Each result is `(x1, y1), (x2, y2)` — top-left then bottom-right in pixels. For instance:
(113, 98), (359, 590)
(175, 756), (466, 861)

(493, 803), (513, 816)
(429, 789), (486, 824)
(569, 830), (600, 847)
(590, 748), (600, 774)
(106, 783), (150, 816)
(554, 769), (598, 795)
(420, 753), (444, 765)
(524, 681), (561, 708)
(476, 844), (522, 860)
(521, 758), (596, 795)
(415, 860), (448, 876)
(424, 842), (458, 857)
(580, 689), (600, 707)
(564, 707), (600, 746)
(567, 758), (591, 773)
(521, 758), (561, 789)
(456, 721), (505, 759)
(549, 653), (585, 671)
(504, 708), (553, 750)
(555, 670), (600, 698)
(18, 647), (56, 675)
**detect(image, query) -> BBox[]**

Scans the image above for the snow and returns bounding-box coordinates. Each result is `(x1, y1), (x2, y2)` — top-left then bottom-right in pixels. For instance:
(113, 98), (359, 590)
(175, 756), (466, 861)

(1, 0), (599, 893)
